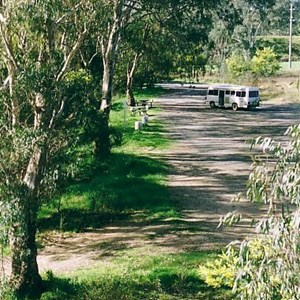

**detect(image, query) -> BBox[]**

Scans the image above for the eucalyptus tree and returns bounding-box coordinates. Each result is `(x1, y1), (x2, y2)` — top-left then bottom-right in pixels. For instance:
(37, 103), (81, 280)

(120, 13), (176, 106)
(230, 0), (277, 58)
(0, 0), (93, 296)
(86, 0), (225, 156)
(123, 20), (151, 106)
(118, 0), (223, 105)
(207, 1), (240, 72)
(85, 0), (135, 157)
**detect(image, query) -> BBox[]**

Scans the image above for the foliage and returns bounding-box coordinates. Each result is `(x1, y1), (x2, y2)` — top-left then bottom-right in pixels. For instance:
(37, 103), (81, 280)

(218, 124), (300, 300)
(38, 251), (232, 300)
(226, 47), (280, 79)
(0, 0), (95, 294)
(38, 92), (172, 232)
(198, 250), (237, 288)
(226, 52), (251, 78)
(251, 47), (281, 76)
(263, 0), (300, 36)
(257, 36), (300, 62)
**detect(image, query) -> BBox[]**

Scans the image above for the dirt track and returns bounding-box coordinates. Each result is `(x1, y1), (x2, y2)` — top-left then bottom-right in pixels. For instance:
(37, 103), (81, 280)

(3, 85), (300, 275)
(152, 84), (300, 248)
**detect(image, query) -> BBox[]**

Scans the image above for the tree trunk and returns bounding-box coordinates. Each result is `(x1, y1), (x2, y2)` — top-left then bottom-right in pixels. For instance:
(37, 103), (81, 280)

(126, 53), (140, 107)
(101, 57), (115, 112)
(94, 111), (110, 158)
(126, 75), (135, 107)
(9, 194), (43, 297)
(100, 0), (124, 111)
(10, 141), (47, 296)
(96, 0), (124, 158)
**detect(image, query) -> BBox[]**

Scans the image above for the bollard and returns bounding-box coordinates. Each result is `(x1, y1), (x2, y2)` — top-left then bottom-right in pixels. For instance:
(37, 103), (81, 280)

(135, 121), (142, 131)
(141, 115), (148, 125)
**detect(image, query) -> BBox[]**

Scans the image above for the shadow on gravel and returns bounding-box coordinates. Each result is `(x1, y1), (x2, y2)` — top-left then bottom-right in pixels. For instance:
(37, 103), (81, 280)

(152, 92), (300, 249)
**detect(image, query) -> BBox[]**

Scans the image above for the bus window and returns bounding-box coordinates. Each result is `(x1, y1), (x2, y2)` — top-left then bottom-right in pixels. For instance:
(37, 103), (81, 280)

(231, 91), (235, 95)
(225, 90), (230, 95)
(236, 91), (246, 97)
(208, 89), (218, 96)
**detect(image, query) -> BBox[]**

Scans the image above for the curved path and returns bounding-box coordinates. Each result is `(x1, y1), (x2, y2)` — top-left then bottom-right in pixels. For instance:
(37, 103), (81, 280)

(37, 86), (300, 272)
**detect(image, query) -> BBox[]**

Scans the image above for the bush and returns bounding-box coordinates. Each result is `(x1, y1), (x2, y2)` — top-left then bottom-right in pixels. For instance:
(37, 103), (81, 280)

(199, 251), (237, 288)
(251, 47), (281, 77)
(226, 53), (251, 78)
(226, 48), (281, 79)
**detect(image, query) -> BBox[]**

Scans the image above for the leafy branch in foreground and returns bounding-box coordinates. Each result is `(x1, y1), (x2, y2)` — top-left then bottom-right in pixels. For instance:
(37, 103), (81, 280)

(201, 124), (300, 300)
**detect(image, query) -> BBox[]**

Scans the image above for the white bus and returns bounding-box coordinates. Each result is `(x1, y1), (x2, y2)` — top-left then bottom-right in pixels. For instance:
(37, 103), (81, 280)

(206, 84), (260, 111)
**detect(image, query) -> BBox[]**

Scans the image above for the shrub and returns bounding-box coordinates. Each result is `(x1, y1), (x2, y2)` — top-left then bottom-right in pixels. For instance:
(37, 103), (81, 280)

(226, 53), (251, 78)
(226, 48), (281, 79)
(198, 251), (237, 288)
(251, 47), (281, 77)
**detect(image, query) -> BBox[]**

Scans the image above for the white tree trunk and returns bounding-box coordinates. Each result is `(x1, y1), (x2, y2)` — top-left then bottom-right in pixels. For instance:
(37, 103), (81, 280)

(100, 0), (125, 111)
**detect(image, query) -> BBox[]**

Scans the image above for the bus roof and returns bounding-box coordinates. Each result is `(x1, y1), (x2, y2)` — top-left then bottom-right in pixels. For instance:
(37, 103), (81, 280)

(207, 84), (258, 90)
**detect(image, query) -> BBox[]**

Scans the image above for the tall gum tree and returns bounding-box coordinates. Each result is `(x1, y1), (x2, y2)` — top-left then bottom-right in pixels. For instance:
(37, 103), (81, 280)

(0, 1), (92, 295)
(121, 0), (221, 102)
(230, 0), (277, 58)
(93, 0), (222, 139)
(91, 0), (134, 157)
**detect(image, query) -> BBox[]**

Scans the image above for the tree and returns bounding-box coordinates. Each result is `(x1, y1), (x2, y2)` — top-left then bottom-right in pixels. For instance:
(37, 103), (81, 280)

(91, 0), (223, 156)
(0, 1), (92, 296)
(231, 0), (277, 59)
(263, 0), (300, 36)
(123, 21), (151, 106)
(88, 0), (136, 157)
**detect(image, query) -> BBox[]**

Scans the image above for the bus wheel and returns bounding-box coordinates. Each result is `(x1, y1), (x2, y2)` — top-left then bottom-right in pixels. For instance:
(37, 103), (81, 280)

(210, 101), (216, 109)
(232, 103), (238, 111)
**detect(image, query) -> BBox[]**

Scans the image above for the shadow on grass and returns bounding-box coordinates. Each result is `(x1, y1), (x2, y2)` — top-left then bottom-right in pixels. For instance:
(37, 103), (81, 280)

(38, 209), (128, 232)
(38, 152), (174, 232)
(40, 262), (233, 300)
(41, 271), (85, 299)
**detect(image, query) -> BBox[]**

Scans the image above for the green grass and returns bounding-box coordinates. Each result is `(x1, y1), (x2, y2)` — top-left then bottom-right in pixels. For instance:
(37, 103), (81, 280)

(38, 89), (174, 232)
(40, 251), (233, 300)
(111, 90), (169, 153)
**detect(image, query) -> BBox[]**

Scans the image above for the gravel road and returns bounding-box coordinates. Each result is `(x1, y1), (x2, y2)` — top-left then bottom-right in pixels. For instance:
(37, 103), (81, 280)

(153, 84), (300, 248)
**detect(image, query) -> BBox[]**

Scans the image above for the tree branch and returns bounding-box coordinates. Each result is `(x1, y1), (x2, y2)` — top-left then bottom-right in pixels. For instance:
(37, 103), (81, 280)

(56, 26), (87, 81)
(0, 23), (19, 71)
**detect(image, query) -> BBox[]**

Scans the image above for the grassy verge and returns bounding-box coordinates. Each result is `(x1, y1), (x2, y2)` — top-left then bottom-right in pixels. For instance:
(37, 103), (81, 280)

(40, 251), (233, 300)
(38, 88), (174, 232)
(280, 61), (300, 71)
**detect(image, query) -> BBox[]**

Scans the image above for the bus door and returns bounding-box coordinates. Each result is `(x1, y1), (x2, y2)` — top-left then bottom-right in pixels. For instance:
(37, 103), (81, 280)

(219, 90), (225, 106)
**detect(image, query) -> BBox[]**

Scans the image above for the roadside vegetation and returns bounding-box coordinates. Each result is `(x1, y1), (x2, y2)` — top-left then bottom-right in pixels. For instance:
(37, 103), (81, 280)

(37, 88), (172, 232)
(38, 251), (232, 300)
